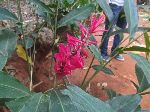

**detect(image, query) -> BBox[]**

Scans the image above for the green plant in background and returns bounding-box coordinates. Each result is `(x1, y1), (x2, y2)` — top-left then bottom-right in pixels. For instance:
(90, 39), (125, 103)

(0, 0), (150, 112)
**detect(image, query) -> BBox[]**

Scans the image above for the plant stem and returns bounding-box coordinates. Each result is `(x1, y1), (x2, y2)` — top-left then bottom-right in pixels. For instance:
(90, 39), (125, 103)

(51, 1), (59, 88)
(80, 56), (95, 87)
(82, 32), (146, 89)
(17, 0), (32, 91)
(139, 91), (150, 95)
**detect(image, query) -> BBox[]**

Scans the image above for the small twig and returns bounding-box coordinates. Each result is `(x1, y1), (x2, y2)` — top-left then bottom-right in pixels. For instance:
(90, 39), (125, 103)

(32, 81), (43, 89)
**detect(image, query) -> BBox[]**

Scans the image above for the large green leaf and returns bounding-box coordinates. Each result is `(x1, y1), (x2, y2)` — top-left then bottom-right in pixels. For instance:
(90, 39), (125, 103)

(0, 71), (31, 99)
(89, 44), (103, 63)
(48, 90), (80, 112)
(58, 4), (95, 28)
(124, 0), (138, 38)
(95, 0), (113, 21)
(0, 7), (18, 21)
(0, 29), (17, 70)
(6, 96), (32, 112)
(135, 64), (150, 93)
(107, 94), (141, 112)
(29, 0), (52, 13)
(130, 54), (150, 84)
(92, 65), (113, 75)
(62, 85), (115, 112)
(6, 93), (49, 112)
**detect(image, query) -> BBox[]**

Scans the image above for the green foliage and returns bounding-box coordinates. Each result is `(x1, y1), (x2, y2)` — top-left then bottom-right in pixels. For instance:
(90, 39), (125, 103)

(92, 65), (114, 75)
(18, 36), (34, 49)
(66, 0), (74, 4)
(0, 0), (150, 112)
(117, 46), (150, 54)
(62, 85), (115, 112)
(0, 29), (17, 70)
(6, 93), (48, 112)
(107, 94), (141, 112)
(106, 89), (118, 99)
(0, 71), (31, 100)
(124, 0), (138, 38)
(95, 0), (113, 21)
(29, 0), (52, 13)
(0, 72), (115, 112)
(0, 7), (18, 21)
(130, 54), (150, 85)
(135, 64), (150, 93)
(89, 44), (103, 63)
(144, 32), (150, 58)
(58, 4), (95, 28)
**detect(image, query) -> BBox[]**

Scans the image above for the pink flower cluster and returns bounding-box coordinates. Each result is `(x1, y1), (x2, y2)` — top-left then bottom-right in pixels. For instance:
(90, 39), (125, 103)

(54, 14), (106, 77)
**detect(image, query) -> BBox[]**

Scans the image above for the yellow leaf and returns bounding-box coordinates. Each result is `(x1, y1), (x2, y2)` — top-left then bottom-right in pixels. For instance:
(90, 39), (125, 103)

(16, 44), (33, 65)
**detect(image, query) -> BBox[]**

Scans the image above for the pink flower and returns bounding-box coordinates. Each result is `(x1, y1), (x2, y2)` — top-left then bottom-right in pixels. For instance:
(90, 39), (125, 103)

(79, 23), (88, 40)
(54, 43), (85, 76)
(54, 53), (72, 76)
(89, 14), (106, 33)
(67, 33), (97, 47)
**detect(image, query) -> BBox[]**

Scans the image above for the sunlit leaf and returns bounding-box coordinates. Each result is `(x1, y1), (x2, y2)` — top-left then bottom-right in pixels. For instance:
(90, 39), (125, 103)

(16, 44), (33, 65)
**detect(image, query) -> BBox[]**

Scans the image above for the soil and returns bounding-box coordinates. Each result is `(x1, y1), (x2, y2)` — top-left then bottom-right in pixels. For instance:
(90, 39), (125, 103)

(0, 1), (150, 111)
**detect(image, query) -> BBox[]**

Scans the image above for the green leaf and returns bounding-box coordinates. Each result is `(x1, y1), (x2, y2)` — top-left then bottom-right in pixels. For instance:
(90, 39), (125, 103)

(107, 94), (141, 112)
(18, 36), (34, 49)
(29, 0), (52, 13)
(130, 54), (150, 84)
(92, 65), (113, 75)
(123, 46), (150, 52)
(135, 64), (150, 93)
(124, 0), (138, 38)
(58, 4), (95, 28)
(0, 29), (18, 70)
(89, 44), (103, 63)
(141, 110), (150, 112)
(106, 89), (118, 99)
(144, 32), (150, 48)
(7, 93), (49, 112)
(6, 96), (31, 112)
(144, 32), (150, 58)
(0, 7), (18, 21)
(48, 90), (80, 112)
(110, 27), (150, 36)
(0, 71), (31, 99)
(66, 0), (74, 4)
(95, 0), (113, 21)
(63, 85), (115, 112)
(134, 105), (141, 112)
